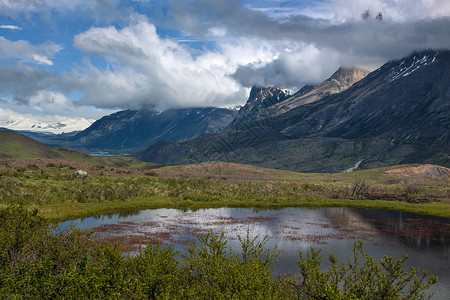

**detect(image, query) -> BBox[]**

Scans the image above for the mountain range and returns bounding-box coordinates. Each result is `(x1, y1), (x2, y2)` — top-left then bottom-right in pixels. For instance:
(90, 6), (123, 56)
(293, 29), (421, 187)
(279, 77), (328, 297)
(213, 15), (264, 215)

(0, 117), (94, 134)
(134, 50), (450, 172)
(5, 49), (448, 173)
(40, 107), (238, 155)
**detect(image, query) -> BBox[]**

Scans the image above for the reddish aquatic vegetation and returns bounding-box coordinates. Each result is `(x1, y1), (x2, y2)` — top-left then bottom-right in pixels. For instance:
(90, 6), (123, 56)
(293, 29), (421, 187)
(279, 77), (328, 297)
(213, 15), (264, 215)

(118, 221), (138, 226)
(140, 221), (161, 227)
(93, 223), (133, 233)
(95, 234), (163, 251)
(245, 216), (276, 223)
(86, 208), (450, 262)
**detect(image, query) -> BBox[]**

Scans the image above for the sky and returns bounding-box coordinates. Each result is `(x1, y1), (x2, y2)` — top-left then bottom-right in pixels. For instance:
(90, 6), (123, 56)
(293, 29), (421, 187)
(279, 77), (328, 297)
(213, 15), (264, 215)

(0, 0), (450, 132)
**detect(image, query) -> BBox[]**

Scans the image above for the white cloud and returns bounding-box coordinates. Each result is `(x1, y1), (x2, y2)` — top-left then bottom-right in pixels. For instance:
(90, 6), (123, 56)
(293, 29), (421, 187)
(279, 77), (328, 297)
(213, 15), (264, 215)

(232, 44), (385, 90)
(0, 0), (132, 22)
(0, 36), (62, 65)
(0, 25), (21, 30)
(28, 90), (74, 113)
(1, 0), (450, 117)
(328, 0), (450, 22)
(31, 54), (53, 66)
(0, 91), (115, 133)
(72, 21), (278, 110)
(208, 27), (227, 37)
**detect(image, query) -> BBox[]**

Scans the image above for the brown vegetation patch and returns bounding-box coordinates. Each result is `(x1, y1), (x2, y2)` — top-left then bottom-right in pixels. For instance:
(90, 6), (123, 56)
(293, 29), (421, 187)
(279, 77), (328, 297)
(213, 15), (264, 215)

(0, 158), (150, 178)
(386, 164), (450, 180)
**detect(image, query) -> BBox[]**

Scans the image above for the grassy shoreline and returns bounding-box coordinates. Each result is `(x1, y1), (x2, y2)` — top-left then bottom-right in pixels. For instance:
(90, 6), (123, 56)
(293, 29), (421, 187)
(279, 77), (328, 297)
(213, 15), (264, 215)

(1, 160), (449, 221)
(32, 196), (450, 222)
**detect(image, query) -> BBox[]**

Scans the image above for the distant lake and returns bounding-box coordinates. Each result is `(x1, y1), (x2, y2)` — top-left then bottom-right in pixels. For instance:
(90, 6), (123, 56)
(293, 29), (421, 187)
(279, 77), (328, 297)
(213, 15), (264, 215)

(61, 207), (450, 298)
(89, 153), (115, 157)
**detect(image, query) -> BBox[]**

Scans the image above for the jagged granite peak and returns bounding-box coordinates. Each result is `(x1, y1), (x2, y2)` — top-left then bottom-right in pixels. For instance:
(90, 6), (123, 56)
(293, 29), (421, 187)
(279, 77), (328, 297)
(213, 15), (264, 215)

(135, 49), (450, 172)
(271, 66), (370, 115)
(227, 86), (290, 128)
(247, 86), (291, 104)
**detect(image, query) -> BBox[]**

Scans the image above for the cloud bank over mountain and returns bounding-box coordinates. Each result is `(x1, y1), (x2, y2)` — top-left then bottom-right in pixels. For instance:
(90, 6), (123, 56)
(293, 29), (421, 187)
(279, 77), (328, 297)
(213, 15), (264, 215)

(0, 0), (449, 127)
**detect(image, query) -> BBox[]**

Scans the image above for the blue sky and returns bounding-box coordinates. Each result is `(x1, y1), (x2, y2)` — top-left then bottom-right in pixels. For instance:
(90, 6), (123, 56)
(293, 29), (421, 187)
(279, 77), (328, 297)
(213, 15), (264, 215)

(1, 0), (450, 132)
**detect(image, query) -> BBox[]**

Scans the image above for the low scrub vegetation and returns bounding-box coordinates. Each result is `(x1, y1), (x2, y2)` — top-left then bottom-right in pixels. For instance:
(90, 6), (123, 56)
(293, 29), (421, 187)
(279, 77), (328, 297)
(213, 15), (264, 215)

(0, 162), (449, 219)
(0, 206), (438, 299)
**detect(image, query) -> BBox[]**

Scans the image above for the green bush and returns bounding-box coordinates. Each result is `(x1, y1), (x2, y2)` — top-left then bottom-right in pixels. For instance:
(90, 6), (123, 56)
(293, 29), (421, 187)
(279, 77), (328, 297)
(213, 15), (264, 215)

(297, 241), (438, 299)
(0, 206), (439, 299)
(180, 230), (292, 299)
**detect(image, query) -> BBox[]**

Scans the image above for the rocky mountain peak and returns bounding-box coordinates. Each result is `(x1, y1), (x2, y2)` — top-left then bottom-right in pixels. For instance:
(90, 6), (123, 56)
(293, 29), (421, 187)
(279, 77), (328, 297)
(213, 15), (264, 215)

(328, 67), (371, 88)
(270, 66), (370, 115)
(247, 86), (291, 104)
(227, 86), (291, 129)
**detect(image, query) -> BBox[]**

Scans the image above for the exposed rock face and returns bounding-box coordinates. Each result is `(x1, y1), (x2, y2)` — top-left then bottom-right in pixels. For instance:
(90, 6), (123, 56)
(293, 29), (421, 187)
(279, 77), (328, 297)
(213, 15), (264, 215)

(228, 67), (367, 128)
(227, 86), (290, 128)
(269, 67), (371, 115)
(136, 50), (450, 172)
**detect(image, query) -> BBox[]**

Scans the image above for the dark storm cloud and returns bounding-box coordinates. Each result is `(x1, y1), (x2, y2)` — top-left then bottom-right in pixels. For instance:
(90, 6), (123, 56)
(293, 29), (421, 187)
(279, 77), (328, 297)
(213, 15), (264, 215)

(166, 0), (450, 88)
(0, 63), (69, 103)
(168, 0), (450, 59)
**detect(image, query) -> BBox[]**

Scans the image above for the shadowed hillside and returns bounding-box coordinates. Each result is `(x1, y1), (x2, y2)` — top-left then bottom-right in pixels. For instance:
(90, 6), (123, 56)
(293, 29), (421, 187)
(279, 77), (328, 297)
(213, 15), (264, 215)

(0, 130), (158, 169)
(0, 130), (64, 160)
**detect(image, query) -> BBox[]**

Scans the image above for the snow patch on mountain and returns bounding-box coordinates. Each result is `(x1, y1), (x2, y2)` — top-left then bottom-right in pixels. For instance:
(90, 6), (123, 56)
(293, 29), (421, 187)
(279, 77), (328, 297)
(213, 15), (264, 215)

(388, 51), (438, 82)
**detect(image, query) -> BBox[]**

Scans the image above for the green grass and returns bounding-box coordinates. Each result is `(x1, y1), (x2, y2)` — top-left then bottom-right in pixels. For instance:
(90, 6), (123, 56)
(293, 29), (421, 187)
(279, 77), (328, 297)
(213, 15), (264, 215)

(0, 130), (159, 169)
(35, 197), (450, 221)
(0, 161), (448, 221)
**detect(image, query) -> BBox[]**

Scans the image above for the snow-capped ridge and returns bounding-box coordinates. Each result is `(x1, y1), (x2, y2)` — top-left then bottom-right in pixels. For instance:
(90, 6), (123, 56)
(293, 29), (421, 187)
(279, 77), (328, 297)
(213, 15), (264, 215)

(388, 51), (438, 82)
(0, 109), (95, 134)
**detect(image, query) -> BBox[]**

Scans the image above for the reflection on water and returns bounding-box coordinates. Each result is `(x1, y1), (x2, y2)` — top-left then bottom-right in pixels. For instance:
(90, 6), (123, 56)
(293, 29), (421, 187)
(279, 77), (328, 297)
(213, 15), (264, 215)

(61, 207), (450, 298)
(91, 209), (142, 220)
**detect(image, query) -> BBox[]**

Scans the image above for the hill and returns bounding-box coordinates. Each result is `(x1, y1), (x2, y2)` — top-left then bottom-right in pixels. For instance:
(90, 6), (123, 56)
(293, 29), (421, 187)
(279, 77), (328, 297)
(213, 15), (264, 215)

(0, 130), (64, 160)
(135, 50), (450, 172)
(0, 130), (157, 169)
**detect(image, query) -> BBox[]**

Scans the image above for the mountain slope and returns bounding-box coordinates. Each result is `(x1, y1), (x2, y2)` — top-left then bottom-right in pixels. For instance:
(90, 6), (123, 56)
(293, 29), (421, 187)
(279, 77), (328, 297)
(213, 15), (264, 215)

(227, 68), (367, 129)
(135, 50), (450, 172)
(0, 129), (158, 169)
(0, 130), (64, 160)
(53, 107), (237, 154)
(269, 67), (370, 115)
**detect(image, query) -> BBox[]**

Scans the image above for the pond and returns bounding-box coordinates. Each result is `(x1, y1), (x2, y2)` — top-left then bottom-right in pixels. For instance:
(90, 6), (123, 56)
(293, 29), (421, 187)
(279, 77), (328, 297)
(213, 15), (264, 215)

(61, 207), (450, 298)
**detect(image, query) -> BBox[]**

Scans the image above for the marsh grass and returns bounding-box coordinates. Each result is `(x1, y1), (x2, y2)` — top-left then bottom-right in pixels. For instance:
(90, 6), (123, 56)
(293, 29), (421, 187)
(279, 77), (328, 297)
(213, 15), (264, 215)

(0, 161), (448, 220)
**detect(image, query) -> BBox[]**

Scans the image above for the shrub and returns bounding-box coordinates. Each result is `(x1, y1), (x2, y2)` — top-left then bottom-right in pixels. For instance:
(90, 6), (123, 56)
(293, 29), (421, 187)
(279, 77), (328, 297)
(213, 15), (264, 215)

(297, 241), (438, 299)
(0, 206), (439, 299)
(27, 163), (40, 170)
(180, 230), (291, 299)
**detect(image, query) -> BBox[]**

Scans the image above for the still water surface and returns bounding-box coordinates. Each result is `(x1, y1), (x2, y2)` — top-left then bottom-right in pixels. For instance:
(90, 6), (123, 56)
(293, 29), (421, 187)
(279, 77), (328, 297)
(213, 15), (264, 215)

(62, 207), (450, 298)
